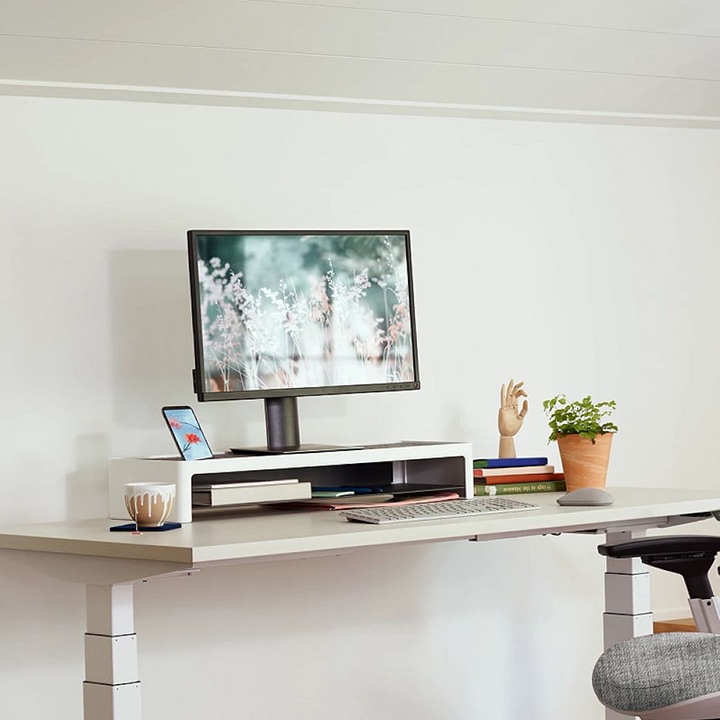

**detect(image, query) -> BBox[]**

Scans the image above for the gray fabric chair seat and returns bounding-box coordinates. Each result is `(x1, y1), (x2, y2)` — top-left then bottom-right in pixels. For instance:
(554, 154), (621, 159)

(592, 632), (720, 715)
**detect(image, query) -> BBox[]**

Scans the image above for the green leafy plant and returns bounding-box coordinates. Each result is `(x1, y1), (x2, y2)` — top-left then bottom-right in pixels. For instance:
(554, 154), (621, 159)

(543, 395), (618, 443)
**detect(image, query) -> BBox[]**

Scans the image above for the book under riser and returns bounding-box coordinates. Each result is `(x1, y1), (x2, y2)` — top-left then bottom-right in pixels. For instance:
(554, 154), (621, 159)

(193, 481), (312, 507)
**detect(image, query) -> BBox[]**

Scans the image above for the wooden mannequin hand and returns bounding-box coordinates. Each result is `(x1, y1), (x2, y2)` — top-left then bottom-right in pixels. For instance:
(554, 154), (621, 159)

(498, 379), (528, 438)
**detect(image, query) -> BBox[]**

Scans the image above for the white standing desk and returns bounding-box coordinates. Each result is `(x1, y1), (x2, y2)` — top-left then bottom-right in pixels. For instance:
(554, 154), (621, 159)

(1, 487), (719, 720)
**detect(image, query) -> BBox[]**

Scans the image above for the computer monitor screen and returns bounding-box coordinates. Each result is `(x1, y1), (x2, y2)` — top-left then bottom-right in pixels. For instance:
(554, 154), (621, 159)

(186, 230), (420, 452)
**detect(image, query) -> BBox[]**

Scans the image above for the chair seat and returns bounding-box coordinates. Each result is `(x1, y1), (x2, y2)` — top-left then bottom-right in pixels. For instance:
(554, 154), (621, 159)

(592, 632), (720, 716)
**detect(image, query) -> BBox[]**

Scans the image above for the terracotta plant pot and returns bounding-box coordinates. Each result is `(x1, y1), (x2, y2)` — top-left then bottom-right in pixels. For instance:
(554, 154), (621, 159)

(557, 433), (614, 492)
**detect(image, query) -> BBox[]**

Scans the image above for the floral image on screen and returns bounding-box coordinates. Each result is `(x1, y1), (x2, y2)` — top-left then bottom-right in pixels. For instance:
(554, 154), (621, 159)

(195, 233), (416, 393)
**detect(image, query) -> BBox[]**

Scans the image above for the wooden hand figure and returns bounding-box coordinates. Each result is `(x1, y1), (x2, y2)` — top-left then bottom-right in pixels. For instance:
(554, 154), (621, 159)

(498, 379), (529, 458)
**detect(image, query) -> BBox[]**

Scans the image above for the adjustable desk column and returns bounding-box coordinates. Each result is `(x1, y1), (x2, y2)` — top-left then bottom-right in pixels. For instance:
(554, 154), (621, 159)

(84, 584), (141, 719)
(603, 530), (653, 720)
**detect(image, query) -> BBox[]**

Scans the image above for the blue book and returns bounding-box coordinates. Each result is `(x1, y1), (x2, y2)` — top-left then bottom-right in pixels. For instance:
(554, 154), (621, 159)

(473, 457), (548, 469)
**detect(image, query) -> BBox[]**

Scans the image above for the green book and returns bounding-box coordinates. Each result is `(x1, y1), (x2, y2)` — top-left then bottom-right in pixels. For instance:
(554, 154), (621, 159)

(474, 479), (566, 496)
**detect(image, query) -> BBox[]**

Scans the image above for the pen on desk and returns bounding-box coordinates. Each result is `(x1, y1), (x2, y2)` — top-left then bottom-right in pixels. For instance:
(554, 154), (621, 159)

(315, 486), (383, 494)
(311, 490), (356, 498)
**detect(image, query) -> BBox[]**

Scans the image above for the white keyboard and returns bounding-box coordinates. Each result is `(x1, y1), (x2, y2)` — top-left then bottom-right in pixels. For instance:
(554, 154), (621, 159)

(339, 497), (541, 524)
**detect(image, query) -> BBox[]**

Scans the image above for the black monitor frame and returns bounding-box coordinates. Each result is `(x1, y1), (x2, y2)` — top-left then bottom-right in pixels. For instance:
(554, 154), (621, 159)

(186, 229), (421, 453)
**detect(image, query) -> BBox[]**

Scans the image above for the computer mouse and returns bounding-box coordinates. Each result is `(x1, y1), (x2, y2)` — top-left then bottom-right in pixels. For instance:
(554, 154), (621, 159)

(556, 487), (615, 506)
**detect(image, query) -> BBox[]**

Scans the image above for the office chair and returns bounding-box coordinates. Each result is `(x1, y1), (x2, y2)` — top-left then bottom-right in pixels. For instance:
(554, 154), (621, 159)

(592, 536), (720, 719)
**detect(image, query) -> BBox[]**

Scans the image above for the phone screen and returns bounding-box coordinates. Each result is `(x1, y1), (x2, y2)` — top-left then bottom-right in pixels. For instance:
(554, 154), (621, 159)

(162, 406), (213, 460)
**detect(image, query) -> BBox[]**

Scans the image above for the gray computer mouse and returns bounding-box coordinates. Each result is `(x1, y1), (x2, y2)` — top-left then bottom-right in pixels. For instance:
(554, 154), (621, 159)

(556, 487), (615, 506)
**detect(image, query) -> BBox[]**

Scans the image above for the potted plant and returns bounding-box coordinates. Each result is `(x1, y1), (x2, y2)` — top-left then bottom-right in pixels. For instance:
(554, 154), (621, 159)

(542, 395), (618, 492)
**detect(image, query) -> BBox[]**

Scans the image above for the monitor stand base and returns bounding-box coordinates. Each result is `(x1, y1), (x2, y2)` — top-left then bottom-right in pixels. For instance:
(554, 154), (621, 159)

(229, 444), (365, 456)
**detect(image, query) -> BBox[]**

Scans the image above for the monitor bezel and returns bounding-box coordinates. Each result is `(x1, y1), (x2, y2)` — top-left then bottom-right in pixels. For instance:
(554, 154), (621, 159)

(187, 229), (422, 403)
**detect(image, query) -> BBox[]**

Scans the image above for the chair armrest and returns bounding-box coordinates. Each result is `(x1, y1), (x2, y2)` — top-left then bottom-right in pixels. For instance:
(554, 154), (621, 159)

(598, 535), (720, 600)
(598, 535), (720, 559)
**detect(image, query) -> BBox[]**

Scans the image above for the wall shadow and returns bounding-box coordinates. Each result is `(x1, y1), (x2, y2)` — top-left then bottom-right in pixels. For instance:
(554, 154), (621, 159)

(107, 249), (195, 429)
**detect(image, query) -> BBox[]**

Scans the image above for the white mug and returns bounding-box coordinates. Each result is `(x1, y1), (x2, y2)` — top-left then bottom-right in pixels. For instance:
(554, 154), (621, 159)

(124, 482), (176, 528)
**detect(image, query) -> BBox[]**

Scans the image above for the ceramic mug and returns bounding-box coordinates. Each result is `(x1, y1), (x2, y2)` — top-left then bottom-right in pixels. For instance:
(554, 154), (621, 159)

(124, 482), (176, 528)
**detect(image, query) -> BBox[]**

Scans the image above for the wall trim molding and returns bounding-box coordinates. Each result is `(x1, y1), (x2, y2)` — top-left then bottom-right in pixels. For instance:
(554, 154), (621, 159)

(3, 79), (720, 129)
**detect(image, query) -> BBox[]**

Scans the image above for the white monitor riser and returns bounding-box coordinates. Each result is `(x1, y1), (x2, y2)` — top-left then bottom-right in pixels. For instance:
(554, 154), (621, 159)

(108, 441), (473, 523)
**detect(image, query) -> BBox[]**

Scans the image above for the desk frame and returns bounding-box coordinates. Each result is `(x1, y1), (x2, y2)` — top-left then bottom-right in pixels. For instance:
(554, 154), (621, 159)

(1, 487), (719, 720)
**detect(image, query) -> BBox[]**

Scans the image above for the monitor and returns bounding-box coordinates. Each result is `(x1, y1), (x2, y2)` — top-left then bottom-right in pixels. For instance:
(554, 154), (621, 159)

(186, 230), (421, 453)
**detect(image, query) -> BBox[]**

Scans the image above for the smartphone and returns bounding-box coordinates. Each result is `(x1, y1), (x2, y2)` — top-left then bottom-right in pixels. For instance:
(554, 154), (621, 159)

(162, 406), (213, 460)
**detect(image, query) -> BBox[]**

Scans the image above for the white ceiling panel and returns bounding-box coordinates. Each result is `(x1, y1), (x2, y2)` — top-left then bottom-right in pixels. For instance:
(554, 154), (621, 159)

(3, 1), (720, 81)
(264, 0), (720, 36)
(2, 0), (720, 126)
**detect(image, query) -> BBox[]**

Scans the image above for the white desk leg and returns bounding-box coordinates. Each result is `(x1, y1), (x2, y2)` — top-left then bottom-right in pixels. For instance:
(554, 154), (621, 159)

(83, 584), (142, 720)
(602, 529), (653, 720)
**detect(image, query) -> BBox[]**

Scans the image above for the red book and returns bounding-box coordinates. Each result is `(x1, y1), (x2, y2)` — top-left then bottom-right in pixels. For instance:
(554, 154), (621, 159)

(473, 464), (555, 478)
(473, 471), (565, 485)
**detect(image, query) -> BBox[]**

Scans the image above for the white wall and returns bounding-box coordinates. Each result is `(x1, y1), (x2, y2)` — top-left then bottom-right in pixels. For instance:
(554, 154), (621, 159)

(2, 95), (720, 719)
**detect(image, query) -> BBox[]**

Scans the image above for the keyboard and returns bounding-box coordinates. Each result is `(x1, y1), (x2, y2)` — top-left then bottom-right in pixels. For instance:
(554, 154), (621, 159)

(339, 497), (541, 524)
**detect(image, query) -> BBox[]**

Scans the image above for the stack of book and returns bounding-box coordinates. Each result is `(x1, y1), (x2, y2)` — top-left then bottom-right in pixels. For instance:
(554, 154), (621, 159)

(473, 457), (565, 496)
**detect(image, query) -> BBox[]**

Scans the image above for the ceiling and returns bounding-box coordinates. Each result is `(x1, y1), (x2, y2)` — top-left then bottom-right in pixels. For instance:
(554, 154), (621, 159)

(2, 0), (720, 127)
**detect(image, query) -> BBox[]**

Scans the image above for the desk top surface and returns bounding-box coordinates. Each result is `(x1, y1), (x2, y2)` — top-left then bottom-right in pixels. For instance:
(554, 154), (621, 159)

(0, 487), (718, 568)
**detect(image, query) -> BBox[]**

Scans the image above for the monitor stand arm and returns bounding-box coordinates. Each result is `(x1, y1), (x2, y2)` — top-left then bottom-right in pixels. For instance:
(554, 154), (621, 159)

(265, 397), (301, 452)
(230, 397), (361, 455)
